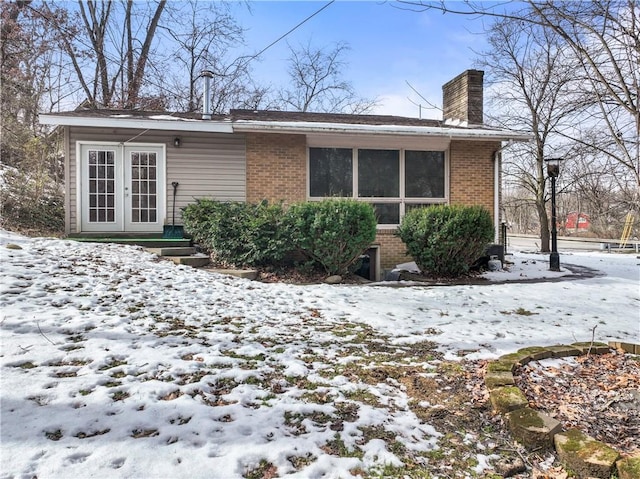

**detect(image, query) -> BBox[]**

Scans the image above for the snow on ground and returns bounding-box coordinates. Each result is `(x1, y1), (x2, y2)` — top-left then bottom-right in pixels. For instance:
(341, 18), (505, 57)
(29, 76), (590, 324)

(1, 230), (638, 479)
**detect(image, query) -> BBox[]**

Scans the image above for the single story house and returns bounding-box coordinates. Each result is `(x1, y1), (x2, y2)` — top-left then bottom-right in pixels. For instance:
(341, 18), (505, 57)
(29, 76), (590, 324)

(40, 70), (530, 274)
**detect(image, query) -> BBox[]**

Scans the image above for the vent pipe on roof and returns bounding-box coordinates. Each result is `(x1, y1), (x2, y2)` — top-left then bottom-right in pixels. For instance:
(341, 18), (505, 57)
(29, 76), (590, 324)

(201, 70), (214, 120)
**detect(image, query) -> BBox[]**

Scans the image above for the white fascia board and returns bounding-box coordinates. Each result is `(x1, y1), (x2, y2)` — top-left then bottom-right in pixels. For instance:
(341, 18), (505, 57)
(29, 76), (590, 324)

(232, 120), (532, 142)
(39, 114), (233, 133)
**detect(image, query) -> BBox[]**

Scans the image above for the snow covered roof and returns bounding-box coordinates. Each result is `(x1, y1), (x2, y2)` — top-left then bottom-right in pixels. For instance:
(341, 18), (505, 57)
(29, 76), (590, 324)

(39, 108), (532, 141)
(39, 109), (233, 133)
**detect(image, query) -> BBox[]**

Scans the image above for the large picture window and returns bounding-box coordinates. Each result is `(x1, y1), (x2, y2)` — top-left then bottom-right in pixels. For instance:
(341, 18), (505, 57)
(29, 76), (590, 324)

(309, 148), (352, 197)
(309, 147), (447, 225)
(358, 149), (399, 198)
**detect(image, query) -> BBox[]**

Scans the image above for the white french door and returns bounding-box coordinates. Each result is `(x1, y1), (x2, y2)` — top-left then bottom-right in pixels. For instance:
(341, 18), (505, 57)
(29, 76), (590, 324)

(80, 143), (165, 233)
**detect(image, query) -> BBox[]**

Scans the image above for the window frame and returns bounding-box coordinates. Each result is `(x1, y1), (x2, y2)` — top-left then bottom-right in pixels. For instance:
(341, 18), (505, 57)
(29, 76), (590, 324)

(307, 146), (449, 228)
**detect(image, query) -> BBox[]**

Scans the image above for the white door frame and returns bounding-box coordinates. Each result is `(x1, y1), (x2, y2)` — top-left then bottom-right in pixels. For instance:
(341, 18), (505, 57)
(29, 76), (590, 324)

(78, 142), (166, 233)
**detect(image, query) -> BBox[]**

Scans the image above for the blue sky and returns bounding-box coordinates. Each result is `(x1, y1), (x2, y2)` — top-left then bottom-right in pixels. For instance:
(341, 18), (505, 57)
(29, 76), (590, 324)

(233, 1), (492, 118)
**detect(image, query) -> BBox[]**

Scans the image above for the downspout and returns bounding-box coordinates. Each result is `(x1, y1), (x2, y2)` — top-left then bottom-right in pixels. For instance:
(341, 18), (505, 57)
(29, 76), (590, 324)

(493, 141), (513, 242)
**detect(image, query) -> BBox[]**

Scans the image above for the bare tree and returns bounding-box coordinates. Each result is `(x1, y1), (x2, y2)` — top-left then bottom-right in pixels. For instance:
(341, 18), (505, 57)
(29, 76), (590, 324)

(39, 0), (166, 109)
(160, 1), (245, 112)
(398, 0), (639, 242)
(480, 18), (580, 251)
(1, 0), (63, 165)
(278, 41), (377, 114)
(398, 0), (639, 190)
(1, 0), (65, 233)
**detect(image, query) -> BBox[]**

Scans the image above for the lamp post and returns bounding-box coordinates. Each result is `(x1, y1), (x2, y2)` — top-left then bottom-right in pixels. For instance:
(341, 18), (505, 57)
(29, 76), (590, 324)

(544, 158), (563, 271)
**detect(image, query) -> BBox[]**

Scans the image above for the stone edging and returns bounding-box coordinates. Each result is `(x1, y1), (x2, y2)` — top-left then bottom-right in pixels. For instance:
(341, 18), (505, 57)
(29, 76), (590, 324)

(485, 341), (640, 479)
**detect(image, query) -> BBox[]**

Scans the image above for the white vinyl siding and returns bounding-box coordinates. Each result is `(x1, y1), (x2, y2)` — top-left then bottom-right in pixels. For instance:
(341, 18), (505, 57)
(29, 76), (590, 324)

(67, 128), (245, 233)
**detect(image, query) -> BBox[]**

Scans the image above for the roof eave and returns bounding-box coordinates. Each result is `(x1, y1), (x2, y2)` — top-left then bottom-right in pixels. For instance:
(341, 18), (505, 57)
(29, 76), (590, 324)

(232, 120), (532, 141)
(38, 113), (532, 142)
(38, 114), (233, 133)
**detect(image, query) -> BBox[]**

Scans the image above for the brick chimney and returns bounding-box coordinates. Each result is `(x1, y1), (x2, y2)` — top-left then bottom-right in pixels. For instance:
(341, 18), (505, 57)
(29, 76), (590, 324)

(442, 70), (484, 125)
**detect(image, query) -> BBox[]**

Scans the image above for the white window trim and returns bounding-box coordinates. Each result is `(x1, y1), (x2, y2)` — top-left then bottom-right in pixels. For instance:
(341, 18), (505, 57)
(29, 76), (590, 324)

(307, 147), (449, 228)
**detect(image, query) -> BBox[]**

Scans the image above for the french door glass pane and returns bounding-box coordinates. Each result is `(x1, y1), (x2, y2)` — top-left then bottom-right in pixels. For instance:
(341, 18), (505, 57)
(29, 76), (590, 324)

(358, 149), (399, 197)
(309, 148), (352, 197)
(405, 151), (445, 198)
(130, 151), (158, 223)
(88, 149), (116, 223)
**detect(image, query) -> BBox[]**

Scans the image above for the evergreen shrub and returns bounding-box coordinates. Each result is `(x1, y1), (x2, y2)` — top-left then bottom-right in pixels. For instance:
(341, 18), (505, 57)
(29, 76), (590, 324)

(287, 199), (377, 275)
(181, 199), (291, 267)
(396, 205), (494, 278)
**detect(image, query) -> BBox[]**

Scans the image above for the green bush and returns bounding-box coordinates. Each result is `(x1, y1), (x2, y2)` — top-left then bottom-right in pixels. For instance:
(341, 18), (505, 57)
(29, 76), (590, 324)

(396, 205), (494, 278)
(287, 199), (377, 276)
(181, 199), (291, 267)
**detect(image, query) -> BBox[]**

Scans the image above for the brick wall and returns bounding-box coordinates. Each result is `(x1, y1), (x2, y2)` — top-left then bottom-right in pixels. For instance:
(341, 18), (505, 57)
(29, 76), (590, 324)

(246, 132), (307, 204)
(449, 140), (500, 222)
(246, 132), (500, 271)
(374, 230), (411, 269)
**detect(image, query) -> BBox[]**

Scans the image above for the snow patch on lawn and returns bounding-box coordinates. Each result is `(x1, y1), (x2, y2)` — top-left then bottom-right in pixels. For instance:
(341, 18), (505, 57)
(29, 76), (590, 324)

(1, 230), (638, 478)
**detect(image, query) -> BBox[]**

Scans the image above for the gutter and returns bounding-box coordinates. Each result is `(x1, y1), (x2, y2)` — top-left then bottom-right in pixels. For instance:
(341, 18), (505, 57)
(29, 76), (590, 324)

(231, 120), (533, 141)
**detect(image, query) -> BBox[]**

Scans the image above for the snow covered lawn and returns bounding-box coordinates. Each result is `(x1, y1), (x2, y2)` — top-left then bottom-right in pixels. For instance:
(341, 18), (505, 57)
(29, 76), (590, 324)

(1, 231), (638, 478)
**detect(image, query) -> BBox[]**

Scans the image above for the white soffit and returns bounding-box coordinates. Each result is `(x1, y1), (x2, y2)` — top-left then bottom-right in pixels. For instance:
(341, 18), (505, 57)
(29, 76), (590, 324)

(39, 114), (233, 133)
(306, 133), (451, 150)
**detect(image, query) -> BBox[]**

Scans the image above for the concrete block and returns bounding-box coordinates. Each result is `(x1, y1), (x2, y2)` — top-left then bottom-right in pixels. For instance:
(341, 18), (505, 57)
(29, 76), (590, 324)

(571, 342), (611, 355)
(608, 342), (640, 354)
(617, 453), (640, 479)
(169, 256), (210, 268)
(499, 351), (532, 366)
(148, 247), (197, 257)
(546, 345), (582, 358)
(208, 269), (258, 280)
(554, 429), (620, 479)
(506, 407), (562, 450)
(489, 386), (529, 414)
(487, 359), (517, 374)
(516, 346), (553, 363)
(484, 371), (515, 390)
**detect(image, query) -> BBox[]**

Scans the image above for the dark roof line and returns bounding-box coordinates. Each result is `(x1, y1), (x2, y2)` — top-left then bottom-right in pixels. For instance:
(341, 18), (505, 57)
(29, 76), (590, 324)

(229, 109), (444, 127)
(46, 108), (448, 127)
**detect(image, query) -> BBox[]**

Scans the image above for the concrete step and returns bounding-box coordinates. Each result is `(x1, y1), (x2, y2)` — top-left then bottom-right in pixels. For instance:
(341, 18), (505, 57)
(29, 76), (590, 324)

(167, 255), (210, 268)
(207, 268), (258, 280)
(71, 237), (191, 248)
(148, 247), (196, 257)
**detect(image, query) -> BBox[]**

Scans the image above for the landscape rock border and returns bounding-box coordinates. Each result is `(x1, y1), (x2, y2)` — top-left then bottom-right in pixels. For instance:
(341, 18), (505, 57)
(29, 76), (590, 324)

(485, 341), (640, 479)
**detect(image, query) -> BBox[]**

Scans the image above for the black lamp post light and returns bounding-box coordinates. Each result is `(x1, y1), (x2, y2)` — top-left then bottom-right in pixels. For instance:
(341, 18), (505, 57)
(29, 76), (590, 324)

(544, 157), (563, 271)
